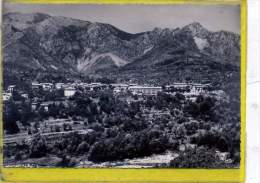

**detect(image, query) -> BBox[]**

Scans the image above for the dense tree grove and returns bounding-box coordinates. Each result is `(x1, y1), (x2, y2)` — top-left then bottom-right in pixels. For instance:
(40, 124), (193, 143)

(4, 87), (240, 167)
(169, 147), (229, 168)
(4, 102), (21, 134)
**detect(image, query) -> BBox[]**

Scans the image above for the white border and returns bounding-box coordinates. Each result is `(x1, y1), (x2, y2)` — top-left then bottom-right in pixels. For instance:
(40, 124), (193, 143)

(246, 0), (260, 183)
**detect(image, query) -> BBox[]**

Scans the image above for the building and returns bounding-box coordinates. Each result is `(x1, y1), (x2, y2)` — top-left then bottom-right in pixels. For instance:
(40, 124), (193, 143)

(64, 87), (76, 97)
(129, 86), (162, 95)
(90, 82), (102, 86)
(113, 87), (122, 94)
(190, 83), (210, 94)
(79, 83), (107, 91)
(40, 83), (54, 91)
(31, 102), (38, 111)
(165, 83), (190, 92)
(32, 82), (42, 90)
(111, 84), (129, 89)
(55, 83), (65, 89)
(7, 85), (17, 93)
(3, 92), (12, 101)
(40, 102), (50, 112)
(38, 129), (93, 145)
(21, 93), (29, 99)
(166, 83), (211, 94)
(89, 83), (106, 91)
(112, 84), (129, 94)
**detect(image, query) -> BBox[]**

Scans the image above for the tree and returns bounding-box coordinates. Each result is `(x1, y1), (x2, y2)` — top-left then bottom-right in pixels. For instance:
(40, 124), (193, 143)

(3, 102), (21, 134)
(169, 147), (228, 168)
(29, 137), (48, 158)
(190, 128), (229, 152)
(76, 142), (90, 154)
(56, 155), (76, 167)
(122, 119), (148, 132)
(20, 103), (32, 126)
(12, 90), (23, 101)
(63, 123), (72, 131)
(55, 125), (61, 132)
(48, 104), (60, 118)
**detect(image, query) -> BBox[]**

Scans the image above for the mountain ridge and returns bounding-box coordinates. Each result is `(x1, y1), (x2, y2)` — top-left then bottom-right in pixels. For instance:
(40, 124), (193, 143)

(3, 12), (240, 86)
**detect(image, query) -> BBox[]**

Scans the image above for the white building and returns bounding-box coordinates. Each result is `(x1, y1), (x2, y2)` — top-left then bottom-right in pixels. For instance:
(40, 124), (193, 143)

(21, 93), (29, 99)
(112, 84), (129, 94)
(111, 84), (129, 89)
(40, 83), (54, 91)
(87, 83), (106, 91)
(165, 83), (189, 91)
(3, 92), (12, 101)
(166, 83), (211, 95)
(32, 82), (42, 90)
(31, 102), (38, 111)
(129, 86), (162, 95)
(190, 83), (210, 94)
(40, 102), (50, 112)
(55, 83), (65, 89)
(7, 85), (16, 93)
(64, 87), (76, 97)
(113, 87), (122, 94)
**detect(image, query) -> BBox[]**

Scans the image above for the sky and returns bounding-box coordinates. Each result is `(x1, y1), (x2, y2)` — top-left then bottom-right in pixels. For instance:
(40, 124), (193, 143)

(3, 3), (240, 34)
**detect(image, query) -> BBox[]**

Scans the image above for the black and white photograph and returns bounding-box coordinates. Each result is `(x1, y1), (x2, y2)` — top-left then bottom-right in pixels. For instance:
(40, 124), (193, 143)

(2, 3), (241, 168)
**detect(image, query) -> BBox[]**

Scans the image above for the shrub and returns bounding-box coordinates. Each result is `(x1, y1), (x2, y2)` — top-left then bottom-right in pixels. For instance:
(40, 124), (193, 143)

(29, 137), (48, 158)
(76, 142), (90, 154)
(169, 147), (229, 168)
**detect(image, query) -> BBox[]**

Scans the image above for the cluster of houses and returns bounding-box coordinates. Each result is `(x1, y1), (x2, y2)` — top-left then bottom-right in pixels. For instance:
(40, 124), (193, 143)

(32, 82), (108, 97)
(113, 82), (212, 97)
(3, 85), (29, 101)
(3, 82), (108, 102)
(3, 82), (213, 102)
(112, 84), (163, 96)
(3, 82), (223, 148)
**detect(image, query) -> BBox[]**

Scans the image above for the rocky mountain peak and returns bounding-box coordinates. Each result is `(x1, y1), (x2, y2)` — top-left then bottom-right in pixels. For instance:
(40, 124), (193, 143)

(2, 12), (240, 83)
(186, 22), (204, 29)
(4, 12), (51, 24)
(182, 21), (210, 38)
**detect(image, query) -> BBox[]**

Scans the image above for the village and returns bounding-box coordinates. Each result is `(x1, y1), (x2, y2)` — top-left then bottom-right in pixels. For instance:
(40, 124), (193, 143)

(3, 79), (233, 168)
(2, 81), (225, 118)
(3, 81), (224, 146)
(2, 2), (242, 170)
(3, 81), (219, 102)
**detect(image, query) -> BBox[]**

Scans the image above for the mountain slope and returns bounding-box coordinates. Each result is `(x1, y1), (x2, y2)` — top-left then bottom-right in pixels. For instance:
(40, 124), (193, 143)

(182, 22), (240, 64)
(3, 13), (240, 86)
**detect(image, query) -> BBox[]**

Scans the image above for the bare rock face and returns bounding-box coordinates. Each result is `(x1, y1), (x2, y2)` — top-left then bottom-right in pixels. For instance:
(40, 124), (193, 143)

(3, 12), (240, 84)
(182, 22), (240, 64)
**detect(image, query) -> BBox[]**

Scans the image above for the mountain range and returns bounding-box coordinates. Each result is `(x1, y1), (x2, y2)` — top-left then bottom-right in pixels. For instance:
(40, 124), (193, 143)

(3, 12), (240, 86)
